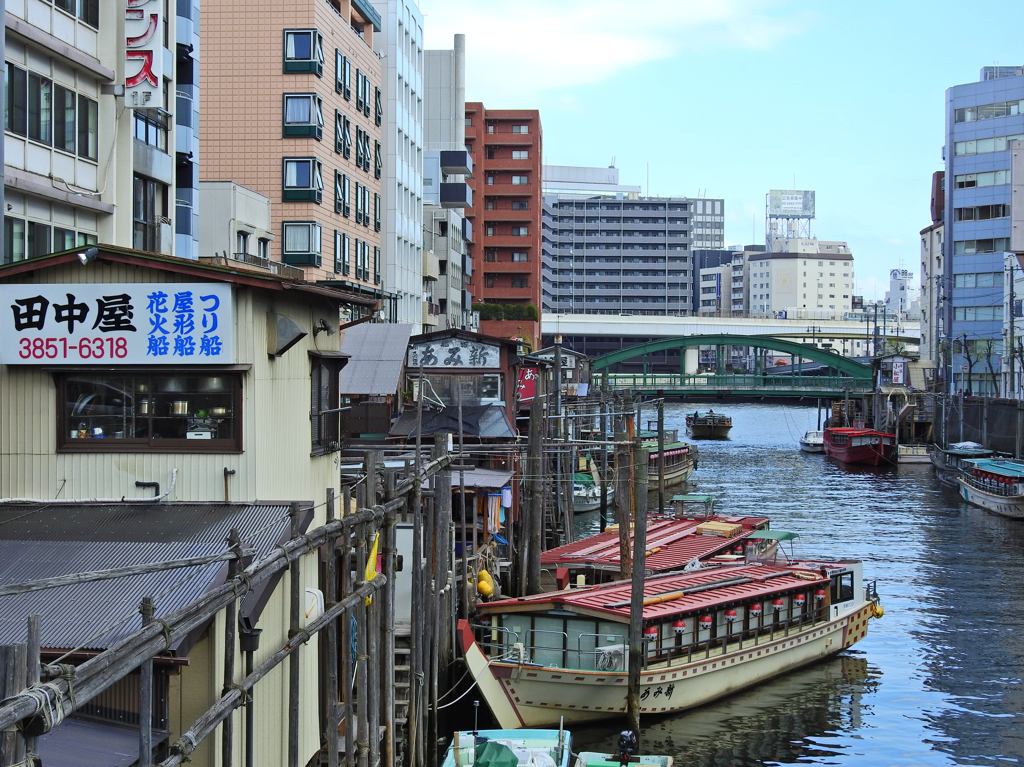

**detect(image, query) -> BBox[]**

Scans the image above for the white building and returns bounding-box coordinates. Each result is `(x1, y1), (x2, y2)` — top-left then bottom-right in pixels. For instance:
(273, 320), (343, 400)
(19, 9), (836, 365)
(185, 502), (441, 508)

(1003, 252), (1024, 398)
(3, 0), (199, 263)
(745, 239), (854, 319)
(373, 0), (425, 330)
(697, 263), (732, 316)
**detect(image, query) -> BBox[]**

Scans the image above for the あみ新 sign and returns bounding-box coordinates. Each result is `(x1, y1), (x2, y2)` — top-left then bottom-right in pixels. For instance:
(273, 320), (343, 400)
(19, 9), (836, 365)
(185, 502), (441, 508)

(0, 283), (235, 365)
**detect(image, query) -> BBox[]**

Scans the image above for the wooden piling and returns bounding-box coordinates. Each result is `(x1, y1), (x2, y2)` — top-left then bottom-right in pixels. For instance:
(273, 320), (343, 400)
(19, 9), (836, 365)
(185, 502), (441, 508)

(355, 520), (369, 767)
(222, 531), (240, 767)
(600, 392), (609, 533)
(526, 392), (544, 595)
(24, 615), (40, 760)
(381, 490), (397, 767)
(140, 597), (155, 767)
(0, 643), (27, 767)
(627, 442), (648, 732)
(657, 399), (665, 514)
(615, 430), (632, 580)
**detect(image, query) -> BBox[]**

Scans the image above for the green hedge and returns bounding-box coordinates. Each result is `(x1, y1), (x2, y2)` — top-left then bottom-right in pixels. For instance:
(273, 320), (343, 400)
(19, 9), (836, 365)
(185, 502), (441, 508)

(472, 303), (538, 321)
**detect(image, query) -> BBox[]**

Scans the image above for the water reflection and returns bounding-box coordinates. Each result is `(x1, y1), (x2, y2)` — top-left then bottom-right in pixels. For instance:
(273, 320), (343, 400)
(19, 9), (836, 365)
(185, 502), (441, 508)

(567, 401), (1024, 765)
(572, 656), (879, 767)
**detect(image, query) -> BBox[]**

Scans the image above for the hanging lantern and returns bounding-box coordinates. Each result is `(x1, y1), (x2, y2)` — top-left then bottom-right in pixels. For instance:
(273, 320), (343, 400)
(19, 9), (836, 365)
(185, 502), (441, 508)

(672, 619), (687, 635)
(698, 614), (713, 629)
(814, 588), (827, 601)
(749, 603), (763, 617)
(793, 593), (807, 607)
(732, 544), (744, 555)
(724, 609), (738, 622)
(772, 598), (785, 611)
(643, 626), (659, 642)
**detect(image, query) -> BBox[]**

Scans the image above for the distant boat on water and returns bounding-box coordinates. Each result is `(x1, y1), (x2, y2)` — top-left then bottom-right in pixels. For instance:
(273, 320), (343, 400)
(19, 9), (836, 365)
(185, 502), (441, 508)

(799, 430), (824, 453)
(685, 410), (732, 439)
(957, 457), (1024, 518)
(823, 427), (896, 466)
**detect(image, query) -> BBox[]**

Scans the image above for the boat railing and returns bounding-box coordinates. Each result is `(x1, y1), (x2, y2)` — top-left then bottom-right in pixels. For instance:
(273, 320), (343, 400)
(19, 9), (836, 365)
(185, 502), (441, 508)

(526, 629), (570, 667)
(473, 625), (521, 658)
(864, 579), (879, 601)
(959, 470), (1022, 497)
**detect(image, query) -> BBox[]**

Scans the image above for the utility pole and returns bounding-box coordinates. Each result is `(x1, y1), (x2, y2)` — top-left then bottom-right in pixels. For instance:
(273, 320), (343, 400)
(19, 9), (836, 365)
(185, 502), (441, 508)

(1009, 260), (1017, 398)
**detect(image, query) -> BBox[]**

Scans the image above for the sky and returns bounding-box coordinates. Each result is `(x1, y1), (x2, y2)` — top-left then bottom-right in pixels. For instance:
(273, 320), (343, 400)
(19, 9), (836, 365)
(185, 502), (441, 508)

(420, 0), (1024, 301)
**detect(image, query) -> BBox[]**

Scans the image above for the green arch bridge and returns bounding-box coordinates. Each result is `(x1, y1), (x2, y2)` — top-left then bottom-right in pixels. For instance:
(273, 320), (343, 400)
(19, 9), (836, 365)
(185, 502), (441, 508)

(590, 334), (874, 397)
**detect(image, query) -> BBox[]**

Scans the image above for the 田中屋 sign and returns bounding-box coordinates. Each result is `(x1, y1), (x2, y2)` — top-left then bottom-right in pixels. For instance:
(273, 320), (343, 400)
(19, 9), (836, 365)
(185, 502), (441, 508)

(0, 283), (235, 365)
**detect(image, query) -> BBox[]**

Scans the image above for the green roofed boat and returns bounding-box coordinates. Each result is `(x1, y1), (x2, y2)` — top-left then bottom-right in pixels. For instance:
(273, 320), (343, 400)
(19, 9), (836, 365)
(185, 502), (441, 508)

(957, 457), (1024, 519)
(685, 410), (732, 439)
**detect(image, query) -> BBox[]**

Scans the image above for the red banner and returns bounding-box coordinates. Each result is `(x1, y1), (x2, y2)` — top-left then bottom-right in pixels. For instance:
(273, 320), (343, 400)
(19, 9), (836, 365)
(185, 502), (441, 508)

(516, 367), (538, 404)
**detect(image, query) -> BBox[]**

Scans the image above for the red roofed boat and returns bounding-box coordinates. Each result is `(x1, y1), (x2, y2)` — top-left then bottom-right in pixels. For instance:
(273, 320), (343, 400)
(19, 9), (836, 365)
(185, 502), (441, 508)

(540, 515), (772, 588)
(822, 427), (896, 466)
(458, 558), (881, 728)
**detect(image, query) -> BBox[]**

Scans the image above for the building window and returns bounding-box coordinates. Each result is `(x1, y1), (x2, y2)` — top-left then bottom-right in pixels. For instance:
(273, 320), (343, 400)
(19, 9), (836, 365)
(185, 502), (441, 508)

(78, 94), (98, 160)
(955, 133), (1024, 155)
(3, 217), (95, 264)
(511, 201), (529, 210)
(336, 112), (352, 158)
(374, 193), (381, 231)
(374, 86), (382, 126)
(341, 232), (350, 275)
(355, 181), (363, 224)
(512, 150), (529, 160)
(333, 229), (343, 274)
(59, 373), (241, 452)
(236, 231), (250, 255)
(133, 108), (169, 152)
(511, 226), (528, 236)
(955, 99), (1024, 124)
(954, 170), (1009, 189)
(283, 93), (323, 139)
(335, 50), (351, 98)
(133, 175), (166, 252)
(311, 356), (343, 454)
(485, 250), (496, 262)
(374, 140), (382, 179)
(485, 200), (495, 210)
(511, 124), (529, 134)
(954, 272), (1002, 288)
(511, 277), (528, 288)
(485, 226), (494, 236)
(284, 29), (324, 76)
(953, 238), (1010, 255)
(282, 157), (323, 203)
(53, 0), (99, 28)
(374, 246), (380, 284)
(954, 306), (1001, 321)
(282, 221), (322, 266)
(335, 171), (350, 216)
(485, 276), (495, 288)
(258, 238), (270, 260)
(52, 84), (75, 153)
(355, 69), (364, 112)
(512, 252), (528, 262)
(486, 124), (495, 134)
(486, 175), (495, 185)
(954, 204), (1010, 221)
(511, 175), (528, 185)
(355, 126), (365, 167)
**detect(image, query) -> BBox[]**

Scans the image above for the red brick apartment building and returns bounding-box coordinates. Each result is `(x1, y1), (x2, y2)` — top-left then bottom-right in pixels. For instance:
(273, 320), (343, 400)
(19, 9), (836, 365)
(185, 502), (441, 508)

(464, 104), (542, 347)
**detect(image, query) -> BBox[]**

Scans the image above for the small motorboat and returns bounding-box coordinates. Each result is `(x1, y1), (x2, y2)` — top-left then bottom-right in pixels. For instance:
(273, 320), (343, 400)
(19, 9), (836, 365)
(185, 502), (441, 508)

(799, 430), (824, 453)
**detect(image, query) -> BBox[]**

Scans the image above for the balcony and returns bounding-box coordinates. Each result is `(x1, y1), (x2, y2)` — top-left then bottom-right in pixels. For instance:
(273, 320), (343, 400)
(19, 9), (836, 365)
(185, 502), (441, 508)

(440, 149), (473, 176)
(440, 181), (472, 208)
(477, 183), (533, 198)
(423, 249), (440, 281)
(481, 208), (533, 222)
(481, 158), (534, 171)
(229, 251), (305, 280)
(462, 217), (473, 243)
(422, 301), (442, 327)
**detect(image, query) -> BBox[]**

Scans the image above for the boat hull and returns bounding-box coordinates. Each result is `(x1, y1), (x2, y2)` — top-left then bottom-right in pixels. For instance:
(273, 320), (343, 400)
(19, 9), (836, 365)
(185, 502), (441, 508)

(459, 603), (876, 728)
(957, 479), (1024, 518)
(573, 488), (614, 514)
(687, 424), (732, 439)
(823, 429), (896, 466)
(799, 440), (824, 454)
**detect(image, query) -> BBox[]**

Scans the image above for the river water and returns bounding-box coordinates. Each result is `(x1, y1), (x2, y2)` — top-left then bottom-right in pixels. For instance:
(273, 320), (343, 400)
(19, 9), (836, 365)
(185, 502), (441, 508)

(570, 401), (1024, 767)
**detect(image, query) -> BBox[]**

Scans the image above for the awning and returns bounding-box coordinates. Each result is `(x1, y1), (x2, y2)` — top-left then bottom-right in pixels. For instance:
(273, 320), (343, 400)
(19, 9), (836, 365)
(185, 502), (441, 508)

(745, 530), (799, 542)
(424, 467), (513, 490)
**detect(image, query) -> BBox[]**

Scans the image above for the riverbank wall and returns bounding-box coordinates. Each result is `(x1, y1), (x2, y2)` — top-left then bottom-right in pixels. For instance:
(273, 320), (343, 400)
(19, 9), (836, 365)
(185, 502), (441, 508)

(939, 396), (1024, 456)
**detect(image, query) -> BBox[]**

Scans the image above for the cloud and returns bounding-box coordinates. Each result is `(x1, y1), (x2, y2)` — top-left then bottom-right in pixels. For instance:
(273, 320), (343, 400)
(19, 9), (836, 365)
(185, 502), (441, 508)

(420, 0), (813, 102)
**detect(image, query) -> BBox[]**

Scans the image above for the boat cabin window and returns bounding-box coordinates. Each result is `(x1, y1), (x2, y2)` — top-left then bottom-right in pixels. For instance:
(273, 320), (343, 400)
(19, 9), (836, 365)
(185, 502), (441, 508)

(831, 572), (854, 603)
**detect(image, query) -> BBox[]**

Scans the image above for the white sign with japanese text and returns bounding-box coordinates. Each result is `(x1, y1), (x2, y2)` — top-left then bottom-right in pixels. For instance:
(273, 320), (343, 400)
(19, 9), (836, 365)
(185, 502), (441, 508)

(125, 0), (164, 107)
(407, 338), (500, 369)
(0, 284), (235, 365)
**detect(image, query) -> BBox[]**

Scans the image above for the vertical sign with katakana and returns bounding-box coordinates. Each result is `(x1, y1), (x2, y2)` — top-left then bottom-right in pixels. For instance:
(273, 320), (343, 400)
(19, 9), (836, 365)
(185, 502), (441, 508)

(0, 284), (234, 365)
(125, 0), (164, 107)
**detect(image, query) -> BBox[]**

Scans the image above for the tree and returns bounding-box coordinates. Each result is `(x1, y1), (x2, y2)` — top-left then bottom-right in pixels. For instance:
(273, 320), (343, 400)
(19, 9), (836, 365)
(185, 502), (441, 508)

(982, 339), (998, 397)
(959, 333), (976, 395)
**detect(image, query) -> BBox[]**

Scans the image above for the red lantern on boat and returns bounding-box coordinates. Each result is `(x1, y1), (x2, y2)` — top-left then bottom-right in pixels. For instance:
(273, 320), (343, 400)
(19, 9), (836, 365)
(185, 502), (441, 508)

(794, 594), (807, 607)
(724, 609), (738, 622)
(750, 603), (763, 617)
(672, 619), (686, 635)
(643, 626), (658, 642)
(698, 614), (713, 629)
(815, 588), (827, 601)
(732, 545), (743, 554)
(772, 598), (785, 611)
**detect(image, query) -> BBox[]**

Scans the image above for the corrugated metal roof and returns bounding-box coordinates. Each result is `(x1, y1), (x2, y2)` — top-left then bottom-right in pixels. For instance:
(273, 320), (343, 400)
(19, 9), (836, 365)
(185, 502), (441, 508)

(0, 502), (294, 649)
(481, 564), (830, 622)
(338, 323), (413, 395)
(37, 717), (152, 767)
(540, 516), (769, 572)
(390, 403), (515, 439)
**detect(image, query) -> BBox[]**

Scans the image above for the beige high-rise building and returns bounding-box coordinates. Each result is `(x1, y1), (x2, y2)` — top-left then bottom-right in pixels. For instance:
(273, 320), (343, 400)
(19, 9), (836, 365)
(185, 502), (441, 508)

(201, 0), (384, 309)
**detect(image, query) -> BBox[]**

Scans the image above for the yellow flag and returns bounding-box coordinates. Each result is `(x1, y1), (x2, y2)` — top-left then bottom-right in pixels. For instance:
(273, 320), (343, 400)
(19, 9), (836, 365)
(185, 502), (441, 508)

(365, 532), (380, 605)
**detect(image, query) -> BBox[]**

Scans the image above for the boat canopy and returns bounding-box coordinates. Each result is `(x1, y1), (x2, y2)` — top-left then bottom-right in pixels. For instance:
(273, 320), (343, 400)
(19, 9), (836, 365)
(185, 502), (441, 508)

(670, 493), (713, 503)
(965, 458), (1024, 478)
(745, 530), (799, 542)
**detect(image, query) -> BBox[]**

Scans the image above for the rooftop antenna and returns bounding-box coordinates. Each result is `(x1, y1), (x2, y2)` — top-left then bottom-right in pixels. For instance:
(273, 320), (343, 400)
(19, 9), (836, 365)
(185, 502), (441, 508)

(611, 155), (616, 168)
(646, 162), (649, 197)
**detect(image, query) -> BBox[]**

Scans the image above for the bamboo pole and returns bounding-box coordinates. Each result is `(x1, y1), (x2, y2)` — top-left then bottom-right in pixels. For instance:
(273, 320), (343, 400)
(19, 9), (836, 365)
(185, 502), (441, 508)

(325, 489), (340, 767)
(342, 489), (356, 767)
(159, 577), (385, 767)
(288, 502), (302, 767)
(222, 530), (241, 767)
(381, 495), (397, 767)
